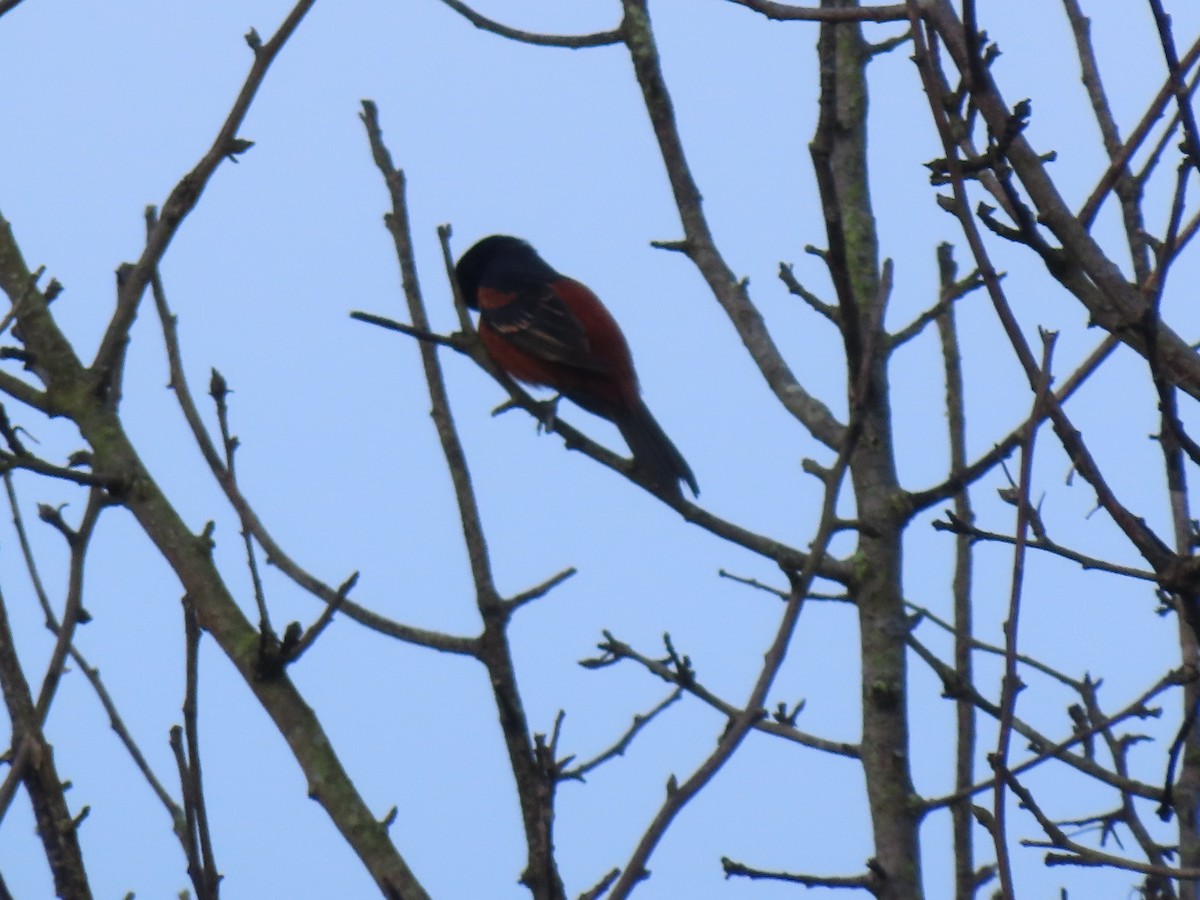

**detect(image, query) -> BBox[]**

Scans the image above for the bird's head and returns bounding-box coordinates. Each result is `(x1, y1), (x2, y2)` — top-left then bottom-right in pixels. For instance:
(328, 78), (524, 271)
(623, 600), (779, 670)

(454, 234), (556, 308)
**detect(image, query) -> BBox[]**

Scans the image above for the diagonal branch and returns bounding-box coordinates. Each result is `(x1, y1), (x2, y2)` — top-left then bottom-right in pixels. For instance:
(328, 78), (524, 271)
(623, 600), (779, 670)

(907, 2), (1180, 587)
(91, 0), (319, 399)
(621, 0), (846, 450)
(0, 0), (30, 19)
(919, 0), (1200, 405)
(1146, 0), (1200, 171)
(148, 229), (475, 657)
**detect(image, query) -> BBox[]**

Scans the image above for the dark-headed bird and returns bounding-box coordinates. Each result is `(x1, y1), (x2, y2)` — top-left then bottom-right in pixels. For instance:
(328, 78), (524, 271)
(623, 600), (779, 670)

(455, 235), (698, 497)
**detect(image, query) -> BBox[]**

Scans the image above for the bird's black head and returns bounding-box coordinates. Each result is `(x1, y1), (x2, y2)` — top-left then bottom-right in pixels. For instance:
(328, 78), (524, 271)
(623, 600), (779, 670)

(454, 234), (558, 309)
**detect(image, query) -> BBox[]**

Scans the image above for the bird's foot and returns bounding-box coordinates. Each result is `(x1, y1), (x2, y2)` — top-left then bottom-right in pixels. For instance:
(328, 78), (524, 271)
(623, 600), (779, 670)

(489, 394), (561, 434)
(533, 394), (561, 434)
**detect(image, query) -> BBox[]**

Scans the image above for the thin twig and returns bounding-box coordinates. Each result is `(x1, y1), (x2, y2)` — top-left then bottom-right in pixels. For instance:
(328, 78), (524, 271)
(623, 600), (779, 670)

(561, 689), (683, 782)
(723, 0), (906, 22)
(916, 645), (1178, 810)
(932, 514), (1157, 582)
(1147, 0), (1200, 171)
(0, 583), (91, 897)
(435, 0), (621, 47)
(33, 488), (105, 722)
(1002, 766), (1200, 880)
(281, 571), (359, 664)
(721, 857), (872, 889)
(991, 331), (1056, 898)
(583, 631), (858, 757)
(147, 211), (476, 657)
(621, 0), (846, 450)
(180, 604), (219, 899)
(1078, 35), (1200, 227)
(92, 0), (320, 397)
(936, 241), (978, 900)
(906, 333), (1120, 516)
(207, 365), (273, 638)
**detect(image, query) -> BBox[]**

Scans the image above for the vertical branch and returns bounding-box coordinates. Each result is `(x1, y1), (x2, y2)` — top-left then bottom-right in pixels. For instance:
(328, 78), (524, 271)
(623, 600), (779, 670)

(935, 243), (976, 900)
(990, 333), (1056, 899)
(208, 369), (274, 640)
(811, 4), (920, 896)
(33, 489), (105, 722)
(1146, 205), (1200, 896)
(360, 101), (565, 900)
(178, 604), (220, 899)
(0, 584), (92, 899)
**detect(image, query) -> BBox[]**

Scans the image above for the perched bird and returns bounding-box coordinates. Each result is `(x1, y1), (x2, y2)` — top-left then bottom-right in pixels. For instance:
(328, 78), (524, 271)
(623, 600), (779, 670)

(455, 234), (698, 497)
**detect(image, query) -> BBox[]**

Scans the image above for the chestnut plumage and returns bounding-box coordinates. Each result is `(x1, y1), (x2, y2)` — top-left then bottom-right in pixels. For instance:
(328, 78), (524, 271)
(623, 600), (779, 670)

(455, 235), (698, 497)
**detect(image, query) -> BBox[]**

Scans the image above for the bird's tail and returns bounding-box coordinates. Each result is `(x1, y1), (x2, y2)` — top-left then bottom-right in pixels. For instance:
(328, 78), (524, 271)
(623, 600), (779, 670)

(616, 400), (699, 498)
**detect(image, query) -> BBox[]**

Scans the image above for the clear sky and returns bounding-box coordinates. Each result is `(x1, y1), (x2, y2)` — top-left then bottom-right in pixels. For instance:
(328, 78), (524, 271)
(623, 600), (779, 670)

(1, 1), (1199, 898)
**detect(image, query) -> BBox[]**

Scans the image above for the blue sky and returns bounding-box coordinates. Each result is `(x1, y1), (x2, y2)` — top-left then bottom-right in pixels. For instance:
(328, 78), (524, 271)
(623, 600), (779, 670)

(2, 1), (1200, 897)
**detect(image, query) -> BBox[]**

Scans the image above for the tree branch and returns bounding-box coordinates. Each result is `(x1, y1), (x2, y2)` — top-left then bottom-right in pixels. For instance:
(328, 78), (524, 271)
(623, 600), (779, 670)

(434, 0), (621, 47)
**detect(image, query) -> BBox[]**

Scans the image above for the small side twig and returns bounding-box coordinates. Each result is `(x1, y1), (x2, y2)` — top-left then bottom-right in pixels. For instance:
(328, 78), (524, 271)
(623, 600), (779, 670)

(279, 571), (359, 666)
(721, 856), (872, 889)
(561, 688), (683, 782)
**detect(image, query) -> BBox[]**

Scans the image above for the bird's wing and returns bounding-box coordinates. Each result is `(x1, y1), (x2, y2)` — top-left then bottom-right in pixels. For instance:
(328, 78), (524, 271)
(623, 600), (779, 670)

(477, 283), (611, 374)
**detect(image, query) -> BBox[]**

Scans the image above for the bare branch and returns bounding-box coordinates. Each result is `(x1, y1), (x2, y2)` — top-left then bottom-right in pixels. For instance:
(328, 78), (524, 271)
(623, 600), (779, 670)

(724, 0), (906, 22)
(888, 265), (984, 351)
(583, 632), (859, 758)
(349, 310), (470, 351)
(33, 489), (105, 722)
(906, 334), (1119, 515)
(778, 261), (839, 326)
(621, 0), (846, 450)
(932, 513), (1157, 582)
(435, 0), (621, 48)
(990, 330), (1056, 897)
(147, 210), (475, 658)
(1003, 766), (1200, 880)
(504, 567), (577, 614)
(0, 0), (30, 20)
(914, 640), (1176, 808)
(0, 584), (92, 897)
(1147, 0), (1200, 171)
(1079, 35), (1200, 227)
(279, 571), (359, 667)
(721, 856), (873, 889)
(561, 688), (683, 782)
(935, 241), (979, 897)
(92, 0), (320, 397)
(173, 605), (220, 900)
(602, 194), (889, 900)
(362, 98), (564, 898)
(907, 3), (1180, 588)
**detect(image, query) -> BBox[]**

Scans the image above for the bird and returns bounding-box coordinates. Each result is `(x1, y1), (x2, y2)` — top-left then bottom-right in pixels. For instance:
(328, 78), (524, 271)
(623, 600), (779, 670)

(454, 234), (698, 497)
